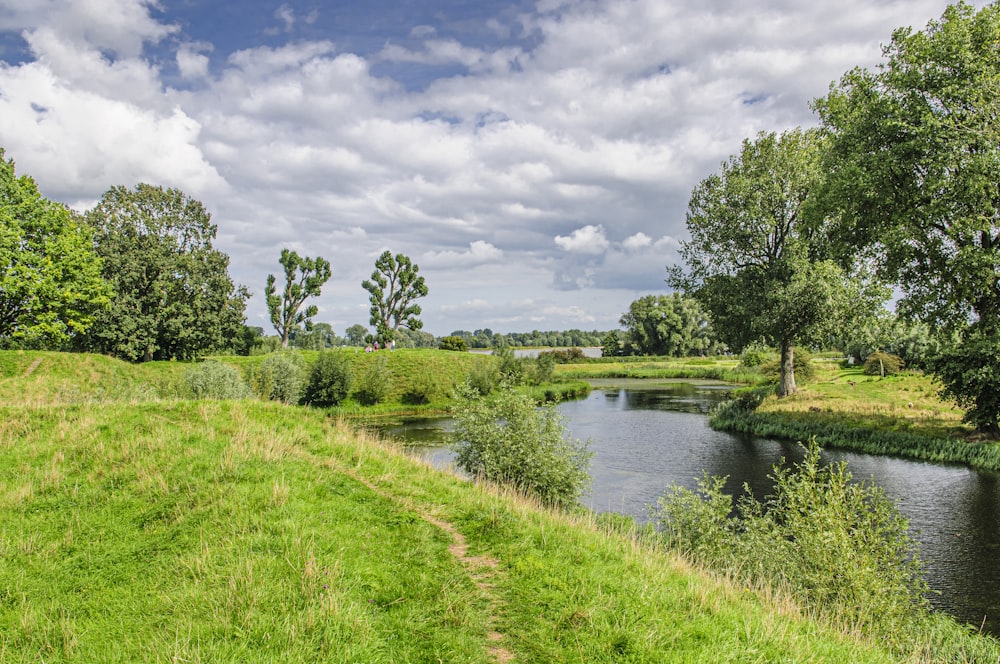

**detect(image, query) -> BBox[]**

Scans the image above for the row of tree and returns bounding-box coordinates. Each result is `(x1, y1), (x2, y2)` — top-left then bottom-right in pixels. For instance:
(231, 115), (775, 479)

(667, 2), (1000, 434)
(0, 155), (431, 361)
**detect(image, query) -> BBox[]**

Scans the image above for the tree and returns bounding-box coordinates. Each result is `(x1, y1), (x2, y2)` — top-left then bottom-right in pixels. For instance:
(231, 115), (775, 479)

(0, 150), (110, 347)
(815, 2), (1000, 432)
(362, 250), (428, 342)
(80, 184), (247, 362)
(670, 129), (884, 396)
(265, 249), (332, 349)
(344, 324), (369, 347)
(619, 293), (720, 357)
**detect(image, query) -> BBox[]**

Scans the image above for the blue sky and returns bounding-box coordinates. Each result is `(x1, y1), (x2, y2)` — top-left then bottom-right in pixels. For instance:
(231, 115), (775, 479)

(0, 0), (984, 336)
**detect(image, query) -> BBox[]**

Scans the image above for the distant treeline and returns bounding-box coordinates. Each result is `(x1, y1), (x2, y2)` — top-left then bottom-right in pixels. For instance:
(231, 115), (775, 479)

(444, 328), (608, 349)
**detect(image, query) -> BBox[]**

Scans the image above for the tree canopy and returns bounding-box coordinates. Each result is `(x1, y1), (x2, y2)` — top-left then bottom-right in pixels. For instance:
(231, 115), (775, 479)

(362, 250), (428, 343)
(265, 249), (332, 349)
(816, 1), (1000, 432)
(671, 129), (884, 396)
(79, 184), (248, 362)
(0, 149), (110, 347)
(619, 293), (720, 357)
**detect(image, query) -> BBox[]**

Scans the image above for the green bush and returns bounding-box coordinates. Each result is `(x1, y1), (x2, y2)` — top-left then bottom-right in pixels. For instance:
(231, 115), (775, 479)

(401, 371), (438, 405)
(439, 335), (468, 351)
(451, 383), (592, 510)
(932, 330), (1000, 434)
(539, 347), (587, 363)
(864, 351), (905, 376)
(760, 347), (815, 382)
(465, 360), (500, 395)
(183, 361), (251, 399)
(738, 342), (771, 368)
(303, 351), (353, 407)
(252, 352), (307, 403)
(652, 440), (929, 648)
(355, 354), (392, 405)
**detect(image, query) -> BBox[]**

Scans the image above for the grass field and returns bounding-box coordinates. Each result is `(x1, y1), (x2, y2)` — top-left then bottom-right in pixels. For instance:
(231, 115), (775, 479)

(2, 350), (999, 661)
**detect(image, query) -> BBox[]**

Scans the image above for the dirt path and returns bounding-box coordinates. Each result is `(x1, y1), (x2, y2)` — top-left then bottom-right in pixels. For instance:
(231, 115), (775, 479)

(23, 358), (43, 377)
(346, 469), (515, 663)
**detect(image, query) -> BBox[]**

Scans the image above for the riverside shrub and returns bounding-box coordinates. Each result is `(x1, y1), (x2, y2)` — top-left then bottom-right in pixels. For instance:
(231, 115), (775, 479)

(451, 382), (592, 510)
(303, 351), (352, 407)
(355, 354), (391, 405)
(183, 361), (251, 399)
(864, 351), (905, 376)
(652, 440), (929, 646)
(253, 352), (307, 404)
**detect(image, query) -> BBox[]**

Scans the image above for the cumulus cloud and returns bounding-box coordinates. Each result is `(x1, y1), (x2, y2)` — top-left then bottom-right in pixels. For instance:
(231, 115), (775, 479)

(0, 0), (981, 332)
(555, 225), (610, 255)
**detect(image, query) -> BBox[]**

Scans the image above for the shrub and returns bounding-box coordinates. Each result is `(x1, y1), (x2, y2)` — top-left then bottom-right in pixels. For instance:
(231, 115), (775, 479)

(355, 354), (392, 405)
(539, 347), (586, 363)
(451, 383), (592, 510)
(439, 335), (468, 352)
(466, 360), (500, 395)
(738, 341), (771, 368)
(252, 352), (307, 403)
(760, 347), (815, 382)
(652, 440), (929, 645)
(864, 351), (905, 376)
(932, 330), (1000, 434)
(531, 352), (555, 384)
(183, 361), (251, 399)
(303, 351), (353, 407)
(401, 371), (438, 405)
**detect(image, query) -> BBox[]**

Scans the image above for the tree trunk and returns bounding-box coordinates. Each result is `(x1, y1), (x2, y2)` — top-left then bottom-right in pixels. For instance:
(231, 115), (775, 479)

(778, 339), (796, 397)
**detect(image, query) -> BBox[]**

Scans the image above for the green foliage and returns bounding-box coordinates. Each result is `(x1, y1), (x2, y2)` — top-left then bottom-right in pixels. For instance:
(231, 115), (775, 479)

(619, 293), (720, 357)
(439, 335), (468, 352)
(653, 441), (930, 651)
(539, 347), (587, 363)
(760, 348), (815, 383)
(252, 352), (307, 404)
(344, 323), (369, 346)
(303, 351), (353, 407)
(863, 351), (906, 377)
(672, 128), (888, 396)
(362, 250), (428, 342)
(738, 342), (772, 368)
(932, 329), (1000, 435)
(0, 149), (111, 347)
(79, 183), (248, 362)
(265, 249), (332, 349)
(400, 371), (438, 405)
(465, 359), (500, 396)
(451, 383), (592, 510)
(600, 331), (622, 357)
(355, 354), (392, 405)
(183, 361), (251, 399)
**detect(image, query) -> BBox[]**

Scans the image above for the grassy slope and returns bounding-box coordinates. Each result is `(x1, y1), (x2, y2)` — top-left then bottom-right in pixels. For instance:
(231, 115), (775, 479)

(0, 351), (903, 662)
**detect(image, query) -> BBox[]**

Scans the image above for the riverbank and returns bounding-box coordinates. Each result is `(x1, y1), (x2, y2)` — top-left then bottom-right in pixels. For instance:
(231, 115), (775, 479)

(0, 351), (939, 662)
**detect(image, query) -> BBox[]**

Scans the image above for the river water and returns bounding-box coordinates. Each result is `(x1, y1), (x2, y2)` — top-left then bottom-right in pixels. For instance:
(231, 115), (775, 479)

(378, 380), (1000, 636)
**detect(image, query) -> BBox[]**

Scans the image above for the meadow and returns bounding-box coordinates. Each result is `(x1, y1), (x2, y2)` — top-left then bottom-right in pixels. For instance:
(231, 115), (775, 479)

(2, 350), (999, 661)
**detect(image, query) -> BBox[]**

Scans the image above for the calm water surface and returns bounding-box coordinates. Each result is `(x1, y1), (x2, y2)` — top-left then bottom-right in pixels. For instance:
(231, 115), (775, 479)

(380, 380), (1000, 635)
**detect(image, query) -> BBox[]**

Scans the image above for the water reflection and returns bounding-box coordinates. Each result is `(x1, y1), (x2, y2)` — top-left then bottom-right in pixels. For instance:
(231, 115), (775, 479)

(379, 382), (1000, 635)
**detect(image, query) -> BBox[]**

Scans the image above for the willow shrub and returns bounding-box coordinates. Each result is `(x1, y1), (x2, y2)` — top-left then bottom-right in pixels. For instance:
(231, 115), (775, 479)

(451, 382), (592, 510)
(652, 440), (929, 648)
(302, 350), (352, 407)
(182, 361), (251, 399)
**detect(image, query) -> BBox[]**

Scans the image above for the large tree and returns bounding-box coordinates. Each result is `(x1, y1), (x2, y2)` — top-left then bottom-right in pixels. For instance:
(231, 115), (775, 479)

(265, 249), (332, 349)
(362, 250), (428, 343)
(619, 293), (720, 357)
(815, 2), (1000, 432)
(80, 184), (248, 362)
(0, 149), (110, 347)
(670, 129), (883, 396)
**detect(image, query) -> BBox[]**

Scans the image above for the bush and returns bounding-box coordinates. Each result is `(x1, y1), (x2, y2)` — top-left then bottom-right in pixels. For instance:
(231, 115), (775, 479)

(439, 335), (468, 352)
(539, 347), (586, 363)
(864, 351), (905, 376)
(303, 351), (353, 407)
(760, 347), (815, 382)
(738, 342), (771, 368)
(932, 330), (1000, 434)
(652, 440), (929, 646)
(252, 352), (307, 403)
(183, 361), (251, 399)
(451, 383), (592, 510)
(465, 360), (500, 395)
(401, 371), (438, 405)
(355, 354), (392, 405)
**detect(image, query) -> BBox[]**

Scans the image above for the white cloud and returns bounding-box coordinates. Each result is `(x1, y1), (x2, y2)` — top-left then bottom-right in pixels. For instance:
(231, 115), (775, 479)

(555, 225), (610, 255)
(623, 232), (652, 251)
(422, 240), (504, 267)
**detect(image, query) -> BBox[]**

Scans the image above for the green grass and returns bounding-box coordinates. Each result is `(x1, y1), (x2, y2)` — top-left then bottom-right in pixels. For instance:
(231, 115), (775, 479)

(1, 397), (909, 662)
(555, 356), (765, 384)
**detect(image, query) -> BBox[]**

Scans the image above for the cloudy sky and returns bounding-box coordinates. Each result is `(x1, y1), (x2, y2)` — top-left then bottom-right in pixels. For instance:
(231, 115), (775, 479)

(0, 0), (981, 336)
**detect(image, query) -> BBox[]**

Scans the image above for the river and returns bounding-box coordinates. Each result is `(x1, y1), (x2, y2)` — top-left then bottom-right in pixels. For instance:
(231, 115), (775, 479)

(378, 380), (1000, 636)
